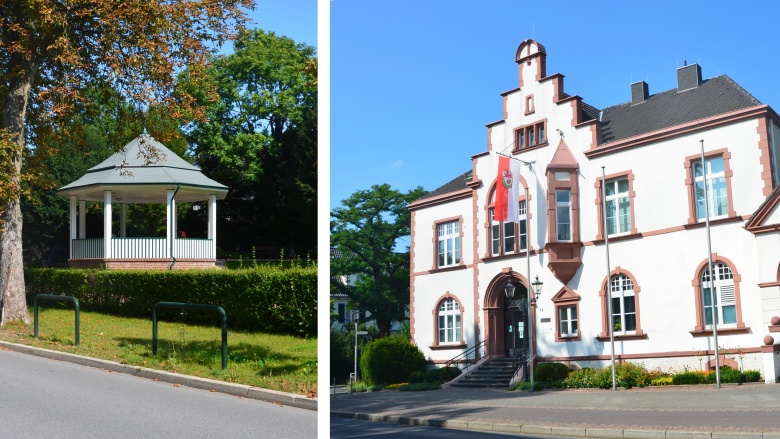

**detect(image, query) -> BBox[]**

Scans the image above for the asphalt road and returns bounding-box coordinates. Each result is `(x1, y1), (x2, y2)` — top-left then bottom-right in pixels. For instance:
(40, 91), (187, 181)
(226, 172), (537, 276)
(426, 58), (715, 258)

(0, 348), (316, 438)
(331, 417), (572, 438)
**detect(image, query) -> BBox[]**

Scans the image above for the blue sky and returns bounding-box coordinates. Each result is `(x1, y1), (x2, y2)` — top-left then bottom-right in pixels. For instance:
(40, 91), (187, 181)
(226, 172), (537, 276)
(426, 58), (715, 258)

(330, 1), (780, 212)
(241, 0), (317, 49)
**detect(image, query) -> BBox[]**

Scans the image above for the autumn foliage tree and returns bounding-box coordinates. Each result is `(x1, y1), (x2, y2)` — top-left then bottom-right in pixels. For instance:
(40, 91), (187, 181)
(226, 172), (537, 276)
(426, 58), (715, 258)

(0, 0), (252, 325)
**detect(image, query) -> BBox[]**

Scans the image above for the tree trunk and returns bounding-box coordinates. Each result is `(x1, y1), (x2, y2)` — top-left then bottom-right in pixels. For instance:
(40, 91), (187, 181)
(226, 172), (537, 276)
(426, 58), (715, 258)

(0, 54), (39, 325)
(376, 319), (391, 338)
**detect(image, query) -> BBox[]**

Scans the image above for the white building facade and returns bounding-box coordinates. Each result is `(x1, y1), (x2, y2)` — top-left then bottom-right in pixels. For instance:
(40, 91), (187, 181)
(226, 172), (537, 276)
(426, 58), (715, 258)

(408, 40), (780, 382)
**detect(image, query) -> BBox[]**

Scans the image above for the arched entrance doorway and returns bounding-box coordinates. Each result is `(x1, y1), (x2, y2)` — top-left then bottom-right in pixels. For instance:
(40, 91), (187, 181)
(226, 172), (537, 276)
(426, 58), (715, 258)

(504, 283), (529, 359)
(483, 271), (529, 359)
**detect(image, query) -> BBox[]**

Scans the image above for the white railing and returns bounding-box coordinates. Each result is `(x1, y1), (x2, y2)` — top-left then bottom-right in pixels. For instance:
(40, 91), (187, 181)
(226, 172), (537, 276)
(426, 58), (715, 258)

(72, 238), (214, 260)
(72, 238), (104, 259)
(173, 238), (213, 259)
(112, 238), (167, 259)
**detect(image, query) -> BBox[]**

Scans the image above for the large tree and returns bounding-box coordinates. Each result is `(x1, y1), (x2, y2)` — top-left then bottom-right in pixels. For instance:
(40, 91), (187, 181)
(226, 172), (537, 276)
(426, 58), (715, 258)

(0, 0), (251, 324)
(330, 184), (425, 337)
(183, 29), (317, 257)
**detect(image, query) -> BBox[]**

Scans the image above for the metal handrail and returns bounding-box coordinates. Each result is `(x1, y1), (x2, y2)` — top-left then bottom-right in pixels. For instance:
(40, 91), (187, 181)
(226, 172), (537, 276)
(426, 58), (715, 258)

(444, 340), (486, 372)
(512, 349), (528, 381)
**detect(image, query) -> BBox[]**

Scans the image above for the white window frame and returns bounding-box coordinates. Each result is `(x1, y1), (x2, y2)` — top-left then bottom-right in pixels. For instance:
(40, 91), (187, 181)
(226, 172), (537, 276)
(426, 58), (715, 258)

(605, 178), (631, 236)
(610, 275), (636, 334)
(438, 298), (462, 343)
(558, 306), (578, 337)
(556, 190), (572, 241)
(701, 263), (736, 327)
(437, 221), (461, 268)
(490, 203), (527, 256)
(694, 156), (728, 220)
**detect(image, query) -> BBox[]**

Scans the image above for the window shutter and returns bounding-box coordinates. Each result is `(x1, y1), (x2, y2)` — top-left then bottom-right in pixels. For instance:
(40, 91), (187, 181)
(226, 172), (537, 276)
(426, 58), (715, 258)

(718, 283), (736, 305)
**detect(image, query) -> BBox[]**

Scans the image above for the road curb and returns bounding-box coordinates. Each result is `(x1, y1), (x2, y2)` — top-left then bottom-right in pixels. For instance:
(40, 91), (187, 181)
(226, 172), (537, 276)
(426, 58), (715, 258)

(330, 411), (780, 438)
(0, 340), (317, 411)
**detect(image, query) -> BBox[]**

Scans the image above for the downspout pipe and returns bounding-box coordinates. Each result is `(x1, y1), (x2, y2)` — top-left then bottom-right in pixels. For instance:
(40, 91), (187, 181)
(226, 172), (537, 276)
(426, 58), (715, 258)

(169, 183), (181, 270)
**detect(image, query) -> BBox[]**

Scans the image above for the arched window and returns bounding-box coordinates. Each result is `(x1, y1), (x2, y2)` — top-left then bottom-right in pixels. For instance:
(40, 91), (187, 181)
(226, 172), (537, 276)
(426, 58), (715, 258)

(701, 263), (736, 327)
(438, 298), (462, 344)
(610, 275), (636, 334)
(598, 268), (645, 341)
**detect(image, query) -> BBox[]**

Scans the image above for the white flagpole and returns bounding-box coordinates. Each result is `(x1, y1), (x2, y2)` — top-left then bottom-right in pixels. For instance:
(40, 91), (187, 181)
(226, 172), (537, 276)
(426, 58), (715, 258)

(602, 166), (617, 391)
(701, 140), (721, 388)
(526, 186), (534, 392)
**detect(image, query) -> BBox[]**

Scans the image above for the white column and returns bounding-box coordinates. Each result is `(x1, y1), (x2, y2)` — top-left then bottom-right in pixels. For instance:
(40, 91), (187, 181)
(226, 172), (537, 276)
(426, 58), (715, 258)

(166, 189), (175, 259)
(78, 200), (86, 239)
(69, 196), (77, 259)
(208, 194), (217, 259)
(120, 204), (127, 238)
(103, 191), (112, 259)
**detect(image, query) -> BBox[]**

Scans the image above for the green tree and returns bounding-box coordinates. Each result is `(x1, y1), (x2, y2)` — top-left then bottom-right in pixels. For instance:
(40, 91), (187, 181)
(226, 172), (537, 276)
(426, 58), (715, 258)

(183, 29), (317, 257)
(0, 0), (250, 324)
(331, 184), (425, 337)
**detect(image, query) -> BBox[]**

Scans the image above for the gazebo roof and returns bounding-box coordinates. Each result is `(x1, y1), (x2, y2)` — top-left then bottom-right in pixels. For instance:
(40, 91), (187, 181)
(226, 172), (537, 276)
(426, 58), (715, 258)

(58, 134), (228, 203)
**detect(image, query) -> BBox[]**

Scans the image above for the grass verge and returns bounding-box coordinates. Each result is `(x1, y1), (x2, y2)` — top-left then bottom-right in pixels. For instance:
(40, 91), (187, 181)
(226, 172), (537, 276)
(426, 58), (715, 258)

(0, 307), (317, 398)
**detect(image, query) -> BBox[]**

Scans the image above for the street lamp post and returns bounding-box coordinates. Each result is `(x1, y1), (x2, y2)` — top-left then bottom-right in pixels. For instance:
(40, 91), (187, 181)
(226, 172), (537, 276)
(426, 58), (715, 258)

(504, 281), (518, 370)
(530, 275), (543, 390)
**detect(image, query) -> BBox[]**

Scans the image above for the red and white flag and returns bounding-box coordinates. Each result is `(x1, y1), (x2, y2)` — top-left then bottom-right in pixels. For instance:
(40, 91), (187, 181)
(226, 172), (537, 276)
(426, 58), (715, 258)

(494, 154), (522, 223)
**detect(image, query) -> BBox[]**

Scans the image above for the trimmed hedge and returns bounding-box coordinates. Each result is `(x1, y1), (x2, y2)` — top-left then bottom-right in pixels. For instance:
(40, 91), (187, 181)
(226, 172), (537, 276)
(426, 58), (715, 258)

(424, 366), (461, 383)
(24, 267), (317, 337)
(535, 362), (570, 383)
(360, 336), (426, 386)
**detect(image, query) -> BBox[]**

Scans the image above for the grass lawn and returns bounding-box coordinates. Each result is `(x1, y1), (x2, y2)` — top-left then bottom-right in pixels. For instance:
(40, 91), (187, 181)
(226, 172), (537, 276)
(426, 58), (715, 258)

(0, 307), (317, 398)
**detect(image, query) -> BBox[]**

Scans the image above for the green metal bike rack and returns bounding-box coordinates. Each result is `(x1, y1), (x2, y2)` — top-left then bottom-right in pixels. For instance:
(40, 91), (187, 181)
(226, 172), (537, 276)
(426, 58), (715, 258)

(34, 294), (80, 345)
(152, 302), (228, 369)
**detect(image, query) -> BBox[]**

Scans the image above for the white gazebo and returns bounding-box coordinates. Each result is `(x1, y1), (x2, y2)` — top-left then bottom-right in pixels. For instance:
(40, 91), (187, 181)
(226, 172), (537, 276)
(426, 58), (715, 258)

(58, 133), (228, 269)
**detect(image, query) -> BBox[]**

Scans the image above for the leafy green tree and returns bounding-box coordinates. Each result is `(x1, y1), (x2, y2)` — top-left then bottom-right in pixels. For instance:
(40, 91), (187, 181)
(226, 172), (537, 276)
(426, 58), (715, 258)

(0, 0), (251, 324)
(183, 29), (317, 257)
(331, 184), (425, 337)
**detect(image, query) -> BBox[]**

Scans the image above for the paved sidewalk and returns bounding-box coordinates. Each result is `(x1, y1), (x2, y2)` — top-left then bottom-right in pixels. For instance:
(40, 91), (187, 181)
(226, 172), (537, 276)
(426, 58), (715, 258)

(331, 384), (780, 438)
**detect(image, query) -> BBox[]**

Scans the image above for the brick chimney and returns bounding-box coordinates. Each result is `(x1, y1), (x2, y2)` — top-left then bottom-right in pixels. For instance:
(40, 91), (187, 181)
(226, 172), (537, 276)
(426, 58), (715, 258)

(631, 81), (649, 105)
(677, 63), (702, 92)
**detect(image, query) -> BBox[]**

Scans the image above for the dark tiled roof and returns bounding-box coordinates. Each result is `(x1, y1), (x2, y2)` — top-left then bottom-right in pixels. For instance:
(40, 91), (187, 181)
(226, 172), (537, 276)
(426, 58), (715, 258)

(416, 170), (472, 201)
(421, 75), (762, 202)
(600, 75), (761, 144)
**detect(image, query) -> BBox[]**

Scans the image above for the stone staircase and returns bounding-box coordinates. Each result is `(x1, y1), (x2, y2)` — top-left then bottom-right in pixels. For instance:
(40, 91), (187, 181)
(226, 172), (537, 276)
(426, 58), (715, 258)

(450, 358), (516, 389)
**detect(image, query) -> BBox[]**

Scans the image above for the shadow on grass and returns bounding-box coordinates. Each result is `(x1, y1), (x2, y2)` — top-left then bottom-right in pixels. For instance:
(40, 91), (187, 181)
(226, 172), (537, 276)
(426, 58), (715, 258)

(112, 337), (316, 376)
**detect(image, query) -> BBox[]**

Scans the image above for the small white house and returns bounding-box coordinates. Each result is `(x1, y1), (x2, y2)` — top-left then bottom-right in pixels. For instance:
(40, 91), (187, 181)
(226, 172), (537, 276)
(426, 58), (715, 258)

(58, 133), (228, 269)
(408, 39), (780, 382)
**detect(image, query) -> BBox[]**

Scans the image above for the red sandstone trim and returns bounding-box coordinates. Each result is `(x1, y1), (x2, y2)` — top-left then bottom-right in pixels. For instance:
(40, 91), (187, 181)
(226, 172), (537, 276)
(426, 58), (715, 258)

(407, 188), (472, 211)
(757, 117), (774, 196)
(430, 292), (465, 347)
(683, 148), (737, 225)
(597, 267), (644, 339)
(690, 254), (745, 332)
(593, 170), (638, 241)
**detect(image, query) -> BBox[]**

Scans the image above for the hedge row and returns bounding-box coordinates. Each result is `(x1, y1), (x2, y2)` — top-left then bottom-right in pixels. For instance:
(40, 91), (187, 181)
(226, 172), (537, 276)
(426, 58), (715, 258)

(24, 267), (317, 337)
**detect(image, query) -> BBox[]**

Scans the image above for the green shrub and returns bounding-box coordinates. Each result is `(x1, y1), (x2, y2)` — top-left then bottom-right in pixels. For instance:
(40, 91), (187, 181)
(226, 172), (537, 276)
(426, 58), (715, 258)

(511, 380), (544, 391)
(441, 366), (462, 381)
(564, 367), (598, 388)
(25, 266), (317, 336)
(615, 362), (651, 388)
(651, 376), (673, 386)
(425, 367), (454, 383)
(672, 371), (706, 385)
(535, 362), (570, 383)
(565, 363), (651, 389)
(719, 366), (743, 384)
(398, 382), (441, 391)
(360, 336), (426, 386)
(408, 371), (426, 383)
(743, 370), (761, 382)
